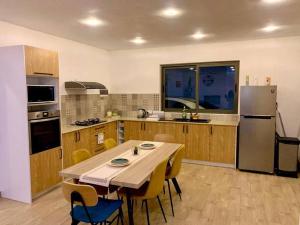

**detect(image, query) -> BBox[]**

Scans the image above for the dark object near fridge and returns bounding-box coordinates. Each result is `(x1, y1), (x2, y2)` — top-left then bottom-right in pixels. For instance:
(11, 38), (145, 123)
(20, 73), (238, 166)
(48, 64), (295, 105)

(238, 86), (277, 173)
(275, 134), (300, 178)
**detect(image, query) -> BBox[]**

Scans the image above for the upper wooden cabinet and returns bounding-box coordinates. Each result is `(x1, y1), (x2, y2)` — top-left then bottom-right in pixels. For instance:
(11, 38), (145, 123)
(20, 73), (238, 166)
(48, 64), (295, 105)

(24, 46), (59, 77)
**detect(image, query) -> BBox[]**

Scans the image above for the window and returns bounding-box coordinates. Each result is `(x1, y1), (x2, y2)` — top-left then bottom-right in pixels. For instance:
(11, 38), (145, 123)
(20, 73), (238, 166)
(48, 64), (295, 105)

(161, 61), (239, 114)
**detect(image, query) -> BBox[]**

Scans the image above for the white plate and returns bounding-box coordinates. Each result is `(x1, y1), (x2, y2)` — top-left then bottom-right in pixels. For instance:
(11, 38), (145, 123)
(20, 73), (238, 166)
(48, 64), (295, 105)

(139, 143), (156, 150)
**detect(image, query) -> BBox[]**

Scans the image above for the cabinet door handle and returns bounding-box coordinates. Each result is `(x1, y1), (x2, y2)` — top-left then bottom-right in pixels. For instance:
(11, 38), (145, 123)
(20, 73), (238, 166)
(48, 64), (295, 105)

(186, 125), (189, 134)
(144, 123), (146, 131)
(182, 125), (185, 133)
(78, 131), (81, 141)
(33, 72), (54, 76)
(59, 148), (62, 159)
(74, 132), (77, 142)
(210, 126), (213, 135)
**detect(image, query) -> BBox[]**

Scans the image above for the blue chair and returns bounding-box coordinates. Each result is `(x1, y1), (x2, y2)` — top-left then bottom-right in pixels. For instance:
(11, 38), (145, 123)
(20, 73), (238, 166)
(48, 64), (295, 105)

(63, 181), (124, 225)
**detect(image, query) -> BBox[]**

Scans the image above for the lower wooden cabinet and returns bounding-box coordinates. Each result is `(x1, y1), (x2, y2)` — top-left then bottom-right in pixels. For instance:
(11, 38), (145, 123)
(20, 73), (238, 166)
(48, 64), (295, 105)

(30, 147), (62, 197)
(185, 124), (210, 161)
(62, 127), (91, 168)
(123, 120), (237, 165)
(209, 125), (236, 164)
(62, 121), (118, 168)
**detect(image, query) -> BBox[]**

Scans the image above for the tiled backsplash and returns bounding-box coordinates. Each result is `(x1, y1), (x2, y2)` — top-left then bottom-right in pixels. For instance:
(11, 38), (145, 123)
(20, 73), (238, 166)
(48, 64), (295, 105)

(60, 94), (109, 125)
(60, 93), (238, 125)
(109, 94), (160, 117)
(60, 93), (160, 125)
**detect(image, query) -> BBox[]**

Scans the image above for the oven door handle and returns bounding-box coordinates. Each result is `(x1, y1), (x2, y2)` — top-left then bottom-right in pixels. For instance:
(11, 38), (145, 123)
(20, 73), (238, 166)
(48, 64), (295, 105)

(29, 117), (60, 123)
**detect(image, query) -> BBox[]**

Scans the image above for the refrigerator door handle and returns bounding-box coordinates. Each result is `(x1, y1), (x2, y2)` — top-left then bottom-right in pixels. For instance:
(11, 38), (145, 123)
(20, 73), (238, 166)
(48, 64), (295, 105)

(243, 115), (272, 119)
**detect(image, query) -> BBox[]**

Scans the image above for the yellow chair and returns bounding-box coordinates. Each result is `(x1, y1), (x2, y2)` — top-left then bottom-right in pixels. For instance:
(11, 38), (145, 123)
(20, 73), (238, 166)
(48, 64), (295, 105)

(119, 158), (169, 225)
(153, 133), (175, 143)
(104, 138), (117, 150)
(62, 181), (124, 225)
(165, 145), (185, 216)
(72, 149), (91, 164)
(72, 148), (109, 197)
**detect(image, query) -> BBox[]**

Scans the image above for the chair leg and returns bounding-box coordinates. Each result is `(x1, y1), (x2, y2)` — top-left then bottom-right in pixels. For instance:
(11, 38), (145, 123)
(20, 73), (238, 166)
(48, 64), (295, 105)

(71, 219), (79, 225)
(145, 200), (151, 225)
(157, 196), (167, 223)
(119, 207), (124, 225)
(171, 177), (182, 200)
(167, 180), (175, 216)
(163, 185), (165, 194)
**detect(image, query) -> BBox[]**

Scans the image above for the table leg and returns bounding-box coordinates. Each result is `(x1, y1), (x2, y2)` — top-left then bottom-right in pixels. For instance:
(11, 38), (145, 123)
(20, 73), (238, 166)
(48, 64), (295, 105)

(126, 191), (134, 225)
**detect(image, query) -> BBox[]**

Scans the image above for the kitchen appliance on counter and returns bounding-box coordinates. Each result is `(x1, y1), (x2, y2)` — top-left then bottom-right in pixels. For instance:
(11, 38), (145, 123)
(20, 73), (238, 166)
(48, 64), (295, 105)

(27, 85), (55, 104)
(73, 118), (106, 126)
(137, 108), (149, 118)
(28, 110), (61, 155)
(238, 86), (277, 173)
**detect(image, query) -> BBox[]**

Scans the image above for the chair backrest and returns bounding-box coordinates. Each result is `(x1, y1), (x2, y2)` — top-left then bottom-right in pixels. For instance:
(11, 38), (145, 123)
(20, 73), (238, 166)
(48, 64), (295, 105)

(153, 133), (175, 143)
(167, 145), (185, 179)
(144, 158), (169, 199)
(62, 181), (98, 207)
(72, 149), (92, 164)
(104, 138), (117, 150)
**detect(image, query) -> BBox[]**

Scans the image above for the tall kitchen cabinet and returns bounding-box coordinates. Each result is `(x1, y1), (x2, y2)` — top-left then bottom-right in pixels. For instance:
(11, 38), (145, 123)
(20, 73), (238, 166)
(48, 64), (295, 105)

(0, 45), (60, 203)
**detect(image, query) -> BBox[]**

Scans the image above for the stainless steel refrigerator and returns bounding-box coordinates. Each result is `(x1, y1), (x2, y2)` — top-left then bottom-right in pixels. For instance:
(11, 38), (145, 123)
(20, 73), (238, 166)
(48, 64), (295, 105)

(238, 86), (277, 173)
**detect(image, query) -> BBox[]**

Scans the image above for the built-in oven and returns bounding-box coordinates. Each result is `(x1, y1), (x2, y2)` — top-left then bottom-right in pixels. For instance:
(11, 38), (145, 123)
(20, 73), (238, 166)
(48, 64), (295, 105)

(27, 85), (55, 104)
(28, 110), (61, 155)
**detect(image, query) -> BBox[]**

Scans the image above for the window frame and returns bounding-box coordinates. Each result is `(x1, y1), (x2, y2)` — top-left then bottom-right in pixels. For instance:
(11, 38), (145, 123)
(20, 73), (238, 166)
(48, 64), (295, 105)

(161, 60), (239, 114)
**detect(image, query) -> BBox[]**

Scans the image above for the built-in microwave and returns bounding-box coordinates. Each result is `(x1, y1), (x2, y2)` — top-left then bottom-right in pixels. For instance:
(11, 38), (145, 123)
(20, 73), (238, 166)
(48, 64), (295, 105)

(27, 85), (55, 104)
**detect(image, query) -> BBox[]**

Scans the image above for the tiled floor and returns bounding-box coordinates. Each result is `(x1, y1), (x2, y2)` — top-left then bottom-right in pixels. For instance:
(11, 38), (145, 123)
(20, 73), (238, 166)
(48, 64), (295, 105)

(1, 163), (300, 225)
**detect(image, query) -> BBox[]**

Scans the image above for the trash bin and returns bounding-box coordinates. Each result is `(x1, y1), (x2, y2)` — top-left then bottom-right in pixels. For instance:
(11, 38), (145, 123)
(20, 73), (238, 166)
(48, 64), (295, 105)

(275, 135), (300, 178)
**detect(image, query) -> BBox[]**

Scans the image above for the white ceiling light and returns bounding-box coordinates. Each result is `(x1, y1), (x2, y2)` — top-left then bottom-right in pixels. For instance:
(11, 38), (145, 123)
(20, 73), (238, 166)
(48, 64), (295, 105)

(262, 0), (287, 4)
(130, 36), (146, 44)
(159, 7), (183, 18)
(191, 31), (207, 40)
(261, 24), (281, 32)
(79, 16), (105, 27)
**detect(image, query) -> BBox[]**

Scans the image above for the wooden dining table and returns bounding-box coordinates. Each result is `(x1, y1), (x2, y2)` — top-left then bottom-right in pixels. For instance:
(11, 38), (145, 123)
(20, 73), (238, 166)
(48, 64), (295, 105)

(60, 140), (182, 225)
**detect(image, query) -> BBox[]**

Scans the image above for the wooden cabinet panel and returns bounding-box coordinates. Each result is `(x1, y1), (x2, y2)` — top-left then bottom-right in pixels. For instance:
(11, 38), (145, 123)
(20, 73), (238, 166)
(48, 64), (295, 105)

(62, 128), (90, 168)
(185, 124), (210, 161)
(25, 46), (59, 77)
(209, 125), (236, 164)
(174, 123), (186, 144)
(124, 121), (143, 141)
(106, 121), (117, 141)
(30, 147), (62, 197)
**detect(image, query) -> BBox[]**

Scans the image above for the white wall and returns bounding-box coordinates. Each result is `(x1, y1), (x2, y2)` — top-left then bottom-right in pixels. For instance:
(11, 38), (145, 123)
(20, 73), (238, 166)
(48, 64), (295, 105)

(0, 21), (110, 95)
(110, 36), (300, 137)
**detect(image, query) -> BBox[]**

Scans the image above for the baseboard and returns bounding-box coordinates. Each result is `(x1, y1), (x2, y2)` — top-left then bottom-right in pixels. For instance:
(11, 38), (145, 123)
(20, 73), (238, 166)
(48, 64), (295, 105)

(183, 159), (236, 169)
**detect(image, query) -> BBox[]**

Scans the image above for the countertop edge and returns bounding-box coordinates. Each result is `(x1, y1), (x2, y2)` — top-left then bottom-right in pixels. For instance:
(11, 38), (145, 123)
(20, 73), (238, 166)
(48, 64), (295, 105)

(62, 117), (239, 134)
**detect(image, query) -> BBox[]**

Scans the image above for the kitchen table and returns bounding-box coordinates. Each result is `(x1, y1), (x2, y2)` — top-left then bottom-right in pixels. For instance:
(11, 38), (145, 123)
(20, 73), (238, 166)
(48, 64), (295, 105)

(60, 140), (182, 225)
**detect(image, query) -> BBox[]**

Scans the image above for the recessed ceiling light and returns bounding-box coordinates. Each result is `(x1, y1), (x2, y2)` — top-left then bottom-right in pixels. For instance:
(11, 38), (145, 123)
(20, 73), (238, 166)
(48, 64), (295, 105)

(261, 24), (281, 32)
(130, 37), (146, 45)
(191, 31), (207, 40)
(79, 16), (105, 27)
(262, 0), (287, 4)
(159, 7), (183, 18)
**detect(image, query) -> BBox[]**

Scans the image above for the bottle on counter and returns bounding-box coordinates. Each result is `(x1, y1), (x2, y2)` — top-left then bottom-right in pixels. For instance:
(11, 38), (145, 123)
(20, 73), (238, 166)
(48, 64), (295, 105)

(182, 106), (187, 119)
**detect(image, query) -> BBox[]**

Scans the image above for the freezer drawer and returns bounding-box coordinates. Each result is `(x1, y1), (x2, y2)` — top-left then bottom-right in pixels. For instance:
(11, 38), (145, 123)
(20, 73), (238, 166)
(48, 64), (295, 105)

(238, 116), (276, 173)
(240, 86), (277, 116)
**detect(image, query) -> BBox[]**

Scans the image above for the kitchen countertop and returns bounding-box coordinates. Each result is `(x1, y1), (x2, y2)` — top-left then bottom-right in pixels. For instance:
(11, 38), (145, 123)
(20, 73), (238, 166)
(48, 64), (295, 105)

(61, 117), (239, 134)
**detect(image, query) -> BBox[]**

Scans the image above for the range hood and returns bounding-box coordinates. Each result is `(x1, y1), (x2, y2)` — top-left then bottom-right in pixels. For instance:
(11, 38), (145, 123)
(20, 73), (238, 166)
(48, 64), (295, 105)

(65, 81), (108, 95)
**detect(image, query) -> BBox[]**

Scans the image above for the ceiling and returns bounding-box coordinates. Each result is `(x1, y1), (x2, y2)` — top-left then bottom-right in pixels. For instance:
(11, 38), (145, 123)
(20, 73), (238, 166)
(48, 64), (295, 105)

(0, 0), (299, 50)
